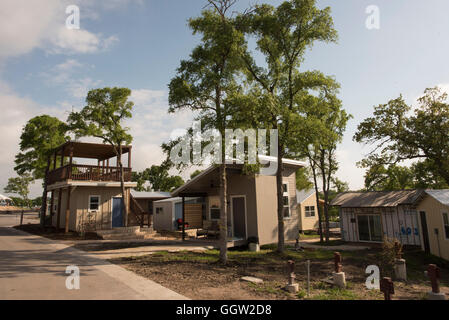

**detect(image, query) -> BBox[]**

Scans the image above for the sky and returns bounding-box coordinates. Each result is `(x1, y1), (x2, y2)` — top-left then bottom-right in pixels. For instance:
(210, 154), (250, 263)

(1, 0), (449, 198)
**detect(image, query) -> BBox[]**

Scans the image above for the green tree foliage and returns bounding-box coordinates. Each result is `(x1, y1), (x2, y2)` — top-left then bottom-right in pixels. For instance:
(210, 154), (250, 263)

(296, 167), (314, 190)
(354, 86), (449, 186)
(167, 0), (245, 264)
(68, 87), (134, 221)
(237, 0), (338, 250)
(292, 92), (350, 241)
(363, 162), (448, 191)
(4, 173), (34, 208)
(190, 170), (203, 180)
(133, 162), (185, 192)
(15, 115), (70, 223)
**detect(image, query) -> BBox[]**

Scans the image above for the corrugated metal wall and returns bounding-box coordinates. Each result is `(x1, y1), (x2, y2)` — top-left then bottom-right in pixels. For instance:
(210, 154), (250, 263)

(340, 206), (421, 245)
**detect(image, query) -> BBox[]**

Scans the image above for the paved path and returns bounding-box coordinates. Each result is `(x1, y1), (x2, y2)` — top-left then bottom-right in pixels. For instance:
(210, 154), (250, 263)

(297, 238), (371, 251)
(0, 213), (187, 300)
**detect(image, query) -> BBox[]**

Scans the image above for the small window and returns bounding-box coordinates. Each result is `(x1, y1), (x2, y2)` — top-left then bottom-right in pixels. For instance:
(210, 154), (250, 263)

(305, 206), (316, 217)
(210, 207), (220, 220)
(89, 196), (100, 212)
(283, 183), (291, 218)
(156, 207), (163, 214)
(443, 212), (449, 240)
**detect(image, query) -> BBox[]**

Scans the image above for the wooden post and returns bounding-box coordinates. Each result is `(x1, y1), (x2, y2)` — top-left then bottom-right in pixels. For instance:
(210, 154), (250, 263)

(182, 196), (185, 241)
(49, 190), (55, 226)
(53, 150), (57, 170)
(56, 188), (62, 230)
(20, 210), (24, 226)
(68, 147), (73, 180)
(65, 186), (71, 233)
(128, 147), (132, 168)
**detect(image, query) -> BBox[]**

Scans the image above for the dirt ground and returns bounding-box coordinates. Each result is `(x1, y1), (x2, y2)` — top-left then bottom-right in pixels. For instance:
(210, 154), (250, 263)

(14, 224), (102, 241)
(110, 246), (449, 300)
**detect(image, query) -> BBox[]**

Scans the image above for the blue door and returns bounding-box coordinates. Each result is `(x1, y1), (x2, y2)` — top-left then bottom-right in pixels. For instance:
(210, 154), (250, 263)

(112, 197), (124, 228)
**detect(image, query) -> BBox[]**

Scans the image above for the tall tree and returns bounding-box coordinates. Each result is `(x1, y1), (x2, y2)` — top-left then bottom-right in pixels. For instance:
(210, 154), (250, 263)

(354, 86), (449, 186)
(292, 92), (350, 242)
(4, 173), (34, 208)
(168, 0), (245, 264)
(68, 87), (134, 224)
(132, 162), (185, 192)
(14, 115), (69, 225)
(237, 0), (338, 251)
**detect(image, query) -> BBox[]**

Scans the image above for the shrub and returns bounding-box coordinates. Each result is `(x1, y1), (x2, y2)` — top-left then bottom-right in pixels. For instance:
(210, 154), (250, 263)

(379, 238), (403, 277)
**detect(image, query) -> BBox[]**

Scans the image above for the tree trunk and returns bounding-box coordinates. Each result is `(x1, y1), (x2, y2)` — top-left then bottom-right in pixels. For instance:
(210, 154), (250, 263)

(40, 157), (51, 227)
(276, 141), (285, 253)
(118, 146), (128, 227)
(310, 160), (324, 243)
(320, 156), (330, 242)
(219, 163), (228, 264)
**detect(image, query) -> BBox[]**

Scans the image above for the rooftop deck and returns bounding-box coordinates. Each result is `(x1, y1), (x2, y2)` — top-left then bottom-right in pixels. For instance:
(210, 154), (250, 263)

(46, 141), (133, 185)
(47, 164), (132, 185)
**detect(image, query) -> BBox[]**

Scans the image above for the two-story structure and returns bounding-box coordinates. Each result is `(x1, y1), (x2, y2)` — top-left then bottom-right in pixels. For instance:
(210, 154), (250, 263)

(45, 141), (144, 233)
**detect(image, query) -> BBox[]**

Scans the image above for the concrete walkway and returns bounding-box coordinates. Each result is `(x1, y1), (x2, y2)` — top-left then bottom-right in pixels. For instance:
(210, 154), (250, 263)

(0, 214), (187, 300)
(297, 238), (371, 251)
(72, 241), (215, 260)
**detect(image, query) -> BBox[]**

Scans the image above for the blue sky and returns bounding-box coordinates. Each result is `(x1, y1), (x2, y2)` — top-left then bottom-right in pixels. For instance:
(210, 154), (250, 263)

(1, 0), (449, 197)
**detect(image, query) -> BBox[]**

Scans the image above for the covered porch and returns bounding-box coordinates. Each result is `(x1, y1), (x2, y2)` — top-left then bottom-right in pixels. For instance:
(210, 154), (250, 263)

(171, 165), (253, 247)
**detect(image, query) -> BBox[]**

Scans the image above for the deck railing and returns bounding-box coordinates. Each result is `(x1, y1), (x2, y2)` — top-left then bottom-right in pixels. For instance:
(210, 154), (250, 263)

(47, 164), (132, 185)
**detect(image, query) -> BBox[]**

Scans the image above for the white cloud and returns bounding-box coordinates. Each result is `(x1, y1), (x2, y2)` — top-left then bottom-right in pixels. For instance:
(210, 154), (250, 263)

(0, 0), (121, 61)
(128, 89), (194, 175)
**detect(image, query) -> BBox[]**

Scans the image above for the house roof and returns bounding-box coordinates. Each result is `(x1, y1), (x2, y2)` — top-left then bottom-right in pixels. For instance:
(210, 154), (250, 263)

(153, 197), (198, 204)
(296, 189), (316, 203)
(130, 190), (171, 199)
(54, 141), (132, 160)
(330, 190), (424, 208)
(171, 156), (307, 197)
(0, 194), (11, 201)
(424, 189), (449, 206)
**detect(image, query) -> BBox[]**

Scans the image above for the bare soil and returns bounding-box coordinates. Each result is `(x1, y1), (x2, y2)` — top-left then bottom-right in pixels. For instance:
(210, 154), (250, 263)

(14, 224), (102, 241)
(110, 247), (449, 300)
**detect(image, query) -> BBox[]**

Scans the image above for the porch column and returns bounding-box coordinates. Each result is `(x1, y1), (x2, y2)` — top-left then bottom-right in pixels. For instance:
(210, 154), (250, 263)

(49, 190), (55, 226)
(65, 186), (71, 233)
(182, 196), (185, 241)
(60, 146), (65, 167)
(56, 188), (63, 230)
(68, 147), (73, 180)
(53, 150), (57, 169)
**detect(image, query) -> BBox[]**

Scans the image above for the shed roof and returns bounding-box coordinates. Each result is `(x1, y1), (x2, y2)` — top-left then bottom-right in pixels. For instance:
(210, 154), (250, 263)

(0, 194), (11, 201)
(130, 190), (171, 199)
(424, 189), (449, 206)
(330, 190), (423, 208)
(55, 141), (131, 160)
(296, 189), (316, 203)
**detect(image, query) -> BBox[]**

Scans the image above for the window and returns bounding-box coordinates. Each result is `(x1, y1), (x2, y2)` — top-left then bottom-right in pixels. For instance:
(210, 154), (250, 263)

(283, 183), (291, 218)
(305, 206), (315, 217)
(156, 207), (163, 214)
(443, 212), (449, 240)
(210, 207), (220, 220)
(89, 196), (100, 212)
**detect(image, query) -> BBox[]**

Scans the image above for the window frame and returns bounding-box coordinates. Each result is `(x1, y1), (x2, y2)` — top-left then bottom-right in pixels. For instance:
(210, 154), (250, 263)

(210, 207), (221, 221)
(442, 211), (449, 240)
(305, 206), (316, 218)
(282, 182), (291, 219)
(88, 195), (101, 212)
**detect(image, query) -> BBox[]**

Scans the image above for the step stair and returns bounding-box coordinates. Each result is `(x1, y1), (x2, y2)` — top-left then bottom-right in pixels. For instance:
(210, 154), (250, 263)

(96, 226), (156, 240)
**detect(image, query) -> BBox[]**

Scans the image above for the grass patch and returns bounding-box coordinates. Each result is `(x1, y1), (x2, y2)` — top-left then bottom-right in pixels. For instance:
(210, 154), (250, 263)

(311, 287), (358, 300)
